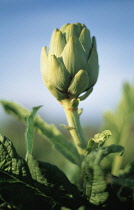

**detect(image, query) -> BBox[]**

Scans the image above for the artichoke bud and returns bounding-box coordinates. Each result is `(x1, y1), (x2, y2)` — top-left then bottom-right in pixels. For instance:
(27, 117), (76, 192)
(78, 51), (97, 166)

(41, 23), (99, 101)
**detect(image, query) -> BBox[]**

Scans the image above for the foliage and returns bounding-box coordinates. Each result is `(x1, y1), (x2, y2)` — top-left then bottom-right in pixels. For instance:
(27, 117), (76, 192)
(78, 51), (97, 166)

(81, 144), (124, 205)
(103, 83), (134, 175)
(1, 86), (134, 209)
(0, 100), (81, 166)
(0, 106), (86, 210)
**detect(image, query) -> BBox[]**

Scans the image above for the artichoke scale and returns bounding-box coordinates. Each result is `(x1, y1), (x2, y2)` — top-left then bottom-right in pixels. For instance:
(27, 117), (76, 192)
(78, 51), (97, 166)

(61, 36), (87, 77)
(41, 46), (48, 83)
(47, 55), (71, 92)
(46, 81), (67, 101)
(68, 69), (89, 97)
(86, 47), (99, 88)
(49, 29), (66, 57)
(79, 28), (92, 59)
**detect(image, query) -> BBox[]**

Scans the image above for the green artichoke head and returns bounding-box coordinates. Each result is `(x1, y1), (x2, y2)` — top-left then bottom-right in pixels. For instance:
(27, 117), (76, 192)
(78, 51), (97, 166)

(41, 23), (99, 101)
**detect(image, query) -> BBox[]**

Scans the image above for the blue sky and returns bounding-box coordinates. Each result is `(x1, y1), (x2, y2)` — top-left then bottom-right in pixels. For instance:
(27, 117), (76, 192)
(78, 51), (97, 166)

(0, 0), (134, 126)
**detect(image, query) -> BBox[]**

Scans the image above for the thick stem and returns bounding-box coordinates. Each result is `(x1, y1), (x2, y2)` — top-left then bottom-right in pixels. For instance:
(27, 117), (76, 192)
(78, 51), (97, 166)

(61, 99), (87, 156)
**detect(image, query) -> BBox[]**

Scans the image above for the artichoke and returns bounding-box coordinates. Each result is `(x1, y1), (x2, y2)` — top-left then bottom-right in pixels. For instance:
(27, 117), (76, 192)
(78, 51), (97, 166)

(41, 23), (99, 101)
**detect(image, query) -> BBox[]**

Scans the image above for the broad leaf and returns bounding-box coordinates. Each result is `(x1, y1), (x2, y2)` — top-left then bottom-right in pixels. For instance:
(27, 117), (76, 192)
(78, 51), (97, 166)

(0, 171), (56, 210)
(27, 153), (86, 209)
(0, 134), (85, 209)
(0, 134), (57, 209)
(0, 134), (30, 180)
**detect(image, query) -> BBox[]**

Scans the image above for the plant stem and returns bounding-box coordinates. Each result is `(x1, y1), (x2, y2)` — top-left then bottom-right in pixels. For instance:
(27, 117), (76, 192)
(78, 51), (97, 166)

(61, 99), (87, 156)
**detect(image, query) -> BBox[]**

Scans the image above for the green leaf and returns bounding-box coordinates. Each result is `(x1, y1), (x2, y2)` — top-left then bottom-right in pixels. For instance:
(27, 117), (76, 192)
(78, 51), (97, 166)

(0, 134), (57, 209)
(0, 171), (56, 210)
(103, 82), (134, 175)
(0, 100), (81, 166)
(25, 106), (42, 157)
(27, 153), (86, 209)
(0, 134), (30, 179)
(0, 134), (85, 209)
(86, 130), (112, 153)
(81, 144), (124, 206)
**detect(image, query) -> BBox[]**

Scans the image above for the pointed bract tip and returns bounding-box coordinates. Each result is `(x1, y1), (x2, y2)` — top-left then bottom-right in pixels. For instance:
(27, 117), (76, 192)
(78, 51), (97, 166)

(92, 36), (97, 49)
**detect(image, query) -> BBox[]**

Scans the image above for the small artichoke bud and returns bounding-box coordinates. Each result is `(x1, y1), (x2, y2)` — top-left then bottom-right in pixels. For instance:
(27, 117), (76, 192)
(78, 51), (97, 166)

(41, 23), (99, 101)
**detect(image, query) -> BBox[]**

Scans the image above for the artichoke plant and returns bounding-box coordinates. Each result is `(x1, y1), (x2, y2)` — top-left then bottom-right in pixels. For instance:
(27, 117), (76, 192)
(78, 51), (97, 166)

(41, 23), (99, 101)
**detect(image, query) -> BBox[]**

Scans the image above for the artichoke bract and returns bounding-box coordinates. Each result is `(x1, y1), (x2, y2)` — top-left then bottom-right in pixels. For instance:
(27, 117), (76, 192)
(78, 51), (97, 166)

(41, 23), (99, 101)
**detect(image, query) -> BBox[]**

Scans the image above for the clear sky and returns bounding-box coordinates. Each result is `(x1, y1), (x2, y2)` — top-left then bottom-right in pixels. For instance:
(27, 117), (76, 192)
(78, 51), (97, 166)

(0, 0), (134, 125)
